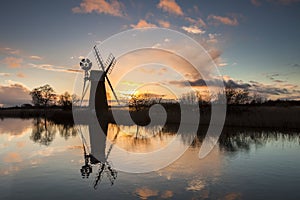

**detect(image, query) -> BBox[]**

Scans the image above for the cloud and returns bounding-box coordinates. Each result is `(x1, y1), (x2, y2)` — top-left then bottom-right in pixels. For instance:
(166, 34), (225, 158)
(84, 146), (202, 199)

(207, 33), (220, 44)
(0, 73), (10, 77)
(265, 73), (279, 80)
(157, 20), (171, 28)
(0, 83), (31, 106)
(157, 0), (184, 16)
(265, 73), (287, 83)
(170, 78), (251, 89)
(182, 25), (205, 34)
(130, 19), (157, 28)
(251, 0), (262, 6)
(0, 47), (20, 55)
(72, 0), (126, 17)
(16, 72), (26, 78)
(29, 63), (81, 74)
(185, 17), (207, 27)
(225, 79), (251, 89)
(269, 0), (300, 5)
(218, 62), (228, 67)
(208, 49), (222, 61)
(208, 15), (239, 26)
(2, 57), (23, 68)
(29, 55), (43, 60)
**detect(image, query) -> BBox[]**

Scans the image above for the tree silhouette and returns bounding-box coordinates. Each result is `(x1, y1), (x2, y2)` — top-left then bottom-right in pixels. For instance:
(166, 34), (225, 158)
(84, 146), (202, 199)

(30, 118), (56, 146)
(29, 84), (56, 107)
(58, 91), (72, 109)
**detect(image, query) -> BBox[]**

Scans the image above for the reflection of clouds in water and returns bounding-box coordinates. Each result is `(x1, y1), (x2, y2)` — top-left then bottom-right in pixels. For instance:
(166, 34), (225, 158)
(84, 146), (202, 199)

(3, 152), (22, 163)
(16, 141), (26, 148)
(107, 124), (176, 153)
(224, 192), (242, 200)
(0, 166), (20, 176)
(160, 190), (173, 199)
(157, 146), (223, 179)
(30, 158), (42, 168)
(30, 145), (82, 158)
(186, 179), (206, 191)
(134, 187), (158, 200)
(134, 187), (173, 200)
(0, 142), (9, 149)
(0, 118), (33, 136)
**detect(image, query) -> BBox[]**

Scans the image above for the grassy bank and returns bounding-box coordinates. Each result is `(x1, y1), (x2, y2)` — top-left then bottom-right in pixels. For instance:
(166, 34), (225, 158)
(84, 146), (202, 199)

(1, 105), (300, 129)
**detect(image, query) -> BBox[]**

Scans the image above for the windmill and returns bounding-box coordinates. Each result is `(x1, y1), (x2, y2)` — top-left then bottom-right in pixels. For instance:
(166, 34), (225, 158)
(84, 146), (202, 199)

(80, 45), (119, 114)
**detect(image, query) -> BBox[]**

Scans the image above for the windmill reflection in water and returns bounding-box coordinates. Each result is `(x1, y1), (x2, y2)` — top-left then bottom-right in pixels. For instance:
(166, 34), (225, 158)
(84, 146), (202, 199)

(79, 121), (118, 189)
(78, 45), (120, 189)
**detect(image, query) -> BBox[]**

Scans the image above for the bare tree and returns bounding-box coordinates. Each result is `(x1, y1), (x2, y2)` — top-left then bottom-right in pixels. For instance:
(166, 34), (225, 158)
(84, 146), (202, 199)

(225, 87), (249, 104)
(129, 93), (163, 111)
(58, 91), (72, 109)
(29, 84), (56, 107)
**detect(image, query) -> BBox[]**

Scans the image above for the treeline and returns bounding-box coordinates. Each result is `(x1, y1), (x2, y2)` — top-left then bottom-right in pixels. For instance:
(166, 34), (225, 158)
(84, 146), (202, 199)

(2, 84), (300, 110)
(129, 87), (300, 110)
(28, 84), (79, 110)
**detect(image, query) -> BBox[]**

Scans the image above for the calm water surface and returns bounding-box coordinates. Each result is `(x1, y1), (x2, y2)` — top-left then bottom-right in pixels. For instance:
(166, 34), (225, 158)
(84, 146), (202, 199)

(0, 118), (300, 200)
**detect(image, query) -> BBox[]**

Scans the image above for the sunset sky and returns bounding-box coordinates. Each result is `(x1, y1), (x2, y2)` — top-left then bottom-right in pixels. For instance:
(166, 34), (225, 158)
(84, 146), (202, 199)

(0, 0), (300, 106)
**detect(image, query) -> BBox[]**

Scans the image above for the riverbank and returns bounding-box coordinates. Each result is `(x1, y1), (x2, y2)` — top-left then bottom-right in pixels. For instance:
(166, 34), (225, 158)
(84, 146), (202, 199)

(0, 105), (300, 129)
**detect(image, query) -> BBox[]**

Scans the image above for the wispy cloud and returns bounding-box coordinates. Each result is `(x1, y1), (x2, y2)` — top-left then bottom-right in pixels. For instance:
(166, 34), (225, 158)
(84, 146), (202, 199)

(16, 72), (26, 78)
(170, 75), (300, 100)
(72, 0), (126, 17)
(2, 57), (23, 68)
(130, 19), (157, 28)
(185, 17), (207, 28)
(157, 20), (171, 28)
(269, 0), (300, 5)
(170, 78), (250, 89)
(251, 0), (299, 6)
(208, 15), (239, 26)
(251, 0), (262, 6)
(29, 63), (81, 74)
(218, 62), (228, 67)
(182, 25), (205, 34)
(157, 0), (184, 16)
(0, 47), (20, 55)
(29, 55), (43, 60)
(207, 33), (221, 44)
(0, 73), (10, 77)
(291, 63), (300, 67)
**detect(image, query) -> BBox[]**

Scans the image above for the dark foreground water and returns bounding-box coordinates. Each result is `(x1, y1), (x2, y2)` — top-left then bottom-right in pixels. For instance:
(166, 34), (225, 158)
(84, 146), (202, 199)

(0, 118), (300, 200)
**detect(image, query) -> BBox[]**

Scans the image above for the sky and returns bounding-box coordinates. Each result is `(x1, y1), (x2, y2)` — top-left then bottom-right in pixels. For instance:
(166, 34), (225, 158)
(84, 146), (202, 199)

(0, 0), (300, 106)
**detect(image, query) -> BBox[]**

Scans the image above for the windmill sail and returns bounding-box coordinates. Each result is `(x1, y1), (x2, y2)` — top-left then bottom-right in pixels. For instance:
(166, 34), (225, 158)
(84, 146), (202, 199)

(93, 46), (120, 105)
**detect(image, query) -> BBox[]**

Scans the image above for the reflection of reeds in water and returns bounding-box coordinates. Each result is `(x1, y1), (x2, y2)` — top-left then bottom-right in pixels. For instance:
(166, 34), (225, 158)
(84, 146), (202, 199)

(26, 115), (300, 152)
(106, 124), (177, 153)
(30, 117), (77, 146)
(218, 128), (300, 153)
(1, 105), (300, 129)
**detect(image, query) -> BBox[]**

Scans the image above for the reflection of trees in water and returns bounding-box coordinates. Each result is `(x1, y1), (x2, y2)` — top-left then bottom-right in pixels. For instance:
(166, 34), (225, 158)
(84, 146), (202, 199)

(159, 124), (300, 152)
(58, 124), (77, 140)
(218, 129), (300, 152)
(30, 118), (56, 146)
(108, 124), (177, 152)
(30, 118), (77, 145)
